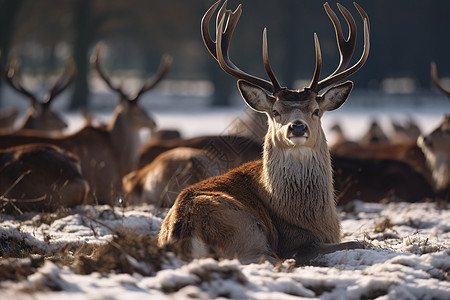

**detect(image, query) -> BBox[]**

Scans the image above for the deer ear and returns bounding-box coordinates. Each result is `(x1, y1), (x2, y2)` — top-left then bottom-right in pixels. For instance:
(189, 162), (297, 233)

(317, 81), (353, 112)
(237, 80), (275, 113)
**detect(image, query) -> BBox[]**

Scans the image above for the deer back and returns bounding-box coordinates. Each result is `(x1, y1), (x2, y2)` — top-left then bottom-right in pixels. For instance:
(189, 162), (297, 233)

(0, 143), (89, 213)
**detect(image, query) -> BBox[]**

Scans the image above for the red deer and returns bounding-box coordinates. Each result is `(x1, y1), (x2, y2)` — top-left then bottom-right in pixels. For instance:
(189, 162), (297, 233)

(331, 62), (450, 204)
(3, 58), (75, 133)
(0, 144), (89, 213)
(158, 0), (370, 264)
(123, 147), (222, 207)
(359, 119), (389, 144)
(127, 134), (263, 207)
(417, 62), (450, 201)
(0, 107), (19, 130)
(390, 118), (421, 144)
(0, 44), (171, 205)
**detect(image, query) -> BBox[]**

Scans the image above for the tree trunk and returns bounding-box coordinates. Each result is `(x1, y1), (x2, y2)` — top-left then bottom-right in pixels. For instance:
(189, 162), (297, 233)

(69, 0), (92, 110)
(0, 0), (23, 106)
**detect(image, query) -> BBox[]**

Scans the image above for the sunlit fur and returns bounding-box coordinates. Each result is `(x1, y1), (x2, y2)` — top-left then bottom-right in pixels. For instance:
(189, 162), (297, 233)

(158, 82), (353, 263)
(418, 115), (450, 192)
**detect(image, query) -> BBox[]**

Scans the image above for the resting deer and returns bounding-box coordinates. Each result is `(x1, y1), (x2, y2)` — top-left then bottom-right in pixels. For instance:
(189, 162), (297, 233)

(0, 44), (171, 205)
(3, 58), (75, 133)
(158, 0), (370, 264)
(123, 147), (222, 207)
(0, 143), (89, 213)
(128, 133), (263, 207)
(417, 62), (450, 201)
(0, 107), (19, 130)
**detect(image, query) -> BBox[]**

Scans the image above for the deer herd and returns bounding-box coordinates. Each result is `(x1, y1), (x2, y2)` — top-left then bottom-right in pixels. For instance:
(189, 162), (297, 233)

(0, 0), (449, 264)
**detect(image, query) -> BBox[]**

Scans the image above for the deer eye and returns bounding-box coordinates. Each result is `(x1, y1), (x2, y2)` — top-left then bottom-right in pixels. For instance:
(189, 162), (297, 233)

(272, 110), (280, 117)
(312, 109), (320, 117)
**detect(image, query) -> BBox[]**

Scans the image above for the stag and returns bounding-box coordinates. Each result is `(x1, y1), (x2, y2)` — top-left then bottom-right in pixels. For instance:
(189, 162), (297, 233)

(3, 59), (75, 133)
(158, 0), (370, 264)
(0, 44), (172, 205)
(0, 144), (89, 213)
(417, 62), (450, 200)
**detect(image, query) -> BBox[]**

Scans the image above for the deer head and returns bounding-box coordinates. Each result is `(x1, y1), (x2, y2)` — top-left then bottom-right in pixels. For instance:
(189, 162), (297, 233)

(417, 62), (450, 192)
(4, 58), (75, 132)
(202, 0), (369, 152)
(91, 43), (172, 133)
(422, 62), (450, 155)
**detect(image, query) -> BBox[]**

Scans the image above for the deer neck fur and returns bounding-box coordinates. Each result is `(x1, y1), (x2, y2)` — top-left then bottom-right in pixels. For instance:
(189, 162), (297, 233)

(108, 106), (141, 175)
(421, 147), (450, 192)
(261, 127), (341, 243)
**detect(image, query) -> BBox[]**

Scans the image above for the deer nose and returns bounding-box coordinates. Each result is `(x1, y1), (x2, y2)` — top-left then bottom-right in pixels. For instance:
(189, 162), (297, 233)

(289, 122), (307, 137)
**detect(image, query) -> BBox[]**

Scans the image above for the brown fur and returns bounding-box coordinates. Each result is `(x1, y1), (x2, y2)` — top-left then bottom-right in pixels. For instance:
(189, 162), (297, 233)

(158, 81), (355, 264)
(123, 147), (222, 207)
(0, 144), (89, 213)
(138, 135), (263, 170)
(418, 115), (450, 200)
(158, 0), (368, 264)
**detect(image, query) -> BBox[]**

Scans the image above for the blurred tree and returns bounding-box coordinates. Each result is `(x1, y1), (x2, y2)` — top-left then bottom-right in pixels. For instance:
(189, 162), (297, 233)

(0, 0), (24, 105)
(2, 0), (450, 110)
(69, 0), (92, 110)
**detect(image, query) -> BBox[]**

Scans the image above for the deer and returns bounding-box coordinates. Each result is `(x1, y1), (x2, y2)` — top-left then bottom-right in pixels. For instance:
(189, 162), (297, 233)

(123, 147), (223, 208)
(0, 44), (172, 205)
(158, 0), (370, 264)
(2, 58), (75, 134)
(0, 107), (19, 130)
(331, 62), (450, 204)
(126, 133), (263, 208)
(0, 143), (89, 213)
(417, 62), (450, 201)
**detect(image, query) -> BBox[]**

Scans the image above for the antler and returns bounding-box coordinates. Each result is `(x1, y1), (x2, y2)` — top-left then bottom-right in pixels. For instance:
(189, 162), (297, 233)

(430, 62), (450, 99)
(92, 43), (128, 101)
(201, 0), (281, 94)
(4, 60), (39, 104)
(92, 42), (172, 101)
(310, 2), (370, 92)
(131, 54), (173, 101)
(5, 58), (76, 106)
(43, 59), (76, 104)
(202, 1), (369, 95)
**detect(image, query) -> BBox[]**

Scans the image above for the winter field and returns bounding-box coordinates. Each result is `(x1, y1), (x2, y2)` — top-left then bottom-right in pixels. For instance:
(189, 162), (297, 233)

(1, 89), (450, 299)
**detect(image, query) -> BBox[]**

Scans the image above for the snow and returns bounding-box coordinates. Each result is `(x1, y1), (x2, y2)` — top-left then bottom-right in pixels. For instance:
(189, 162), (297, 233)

(1, 94), (450, 300)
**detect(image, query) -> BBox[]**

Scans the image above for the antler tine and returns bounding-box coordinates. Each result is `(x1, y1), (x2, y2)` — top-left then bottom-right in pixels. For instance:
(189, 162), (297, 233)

(313, 2), (370, 92)
(215, 3), (274, 93)
(91, 42), (128, 100)
(4, 59), (38, 103)
(430, 62), (450, 99)
(325, 2), (357, 75)
(131, 54), (173, 101)
(44, 58), (76, 104)
(309, 33), (323, 92)
(263, 28), (283, 93)
(201, 0), (222, 59)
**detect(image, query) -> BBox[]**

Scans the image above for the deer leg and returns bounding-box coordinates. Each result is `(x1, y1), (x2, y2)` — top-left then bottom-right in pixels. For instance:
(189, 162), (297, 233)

(293, 240), (368, 266)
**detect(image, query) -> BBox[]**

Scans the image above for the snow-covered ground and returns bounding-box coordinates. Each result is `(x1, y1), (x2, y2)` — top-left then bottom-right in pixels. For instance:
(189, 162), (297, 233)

(1, 90), (450, 299)
(1, 201), (449, 299)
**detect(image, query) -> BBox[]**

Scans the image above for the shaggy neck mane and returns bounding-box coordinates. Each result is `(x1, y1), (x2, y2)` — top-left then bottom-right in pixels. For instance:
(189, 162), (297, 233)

(422, 148), (450, 191)
(261, 132), (336, 235)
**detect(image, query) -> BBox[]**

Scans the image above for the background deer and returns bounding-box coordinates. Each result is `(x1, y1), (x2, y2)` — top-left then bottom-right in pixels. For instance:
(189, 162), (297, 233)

(2, 58), (75, 134)
(126, 133), (263, 208)
(0, 107), (19, 130)
(0, 143), (89, 213)
(158, 0), (369, 264)
(123, 147), (222, 207)
(417, 62), (450, 201)
(0, 44), (171, 206)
